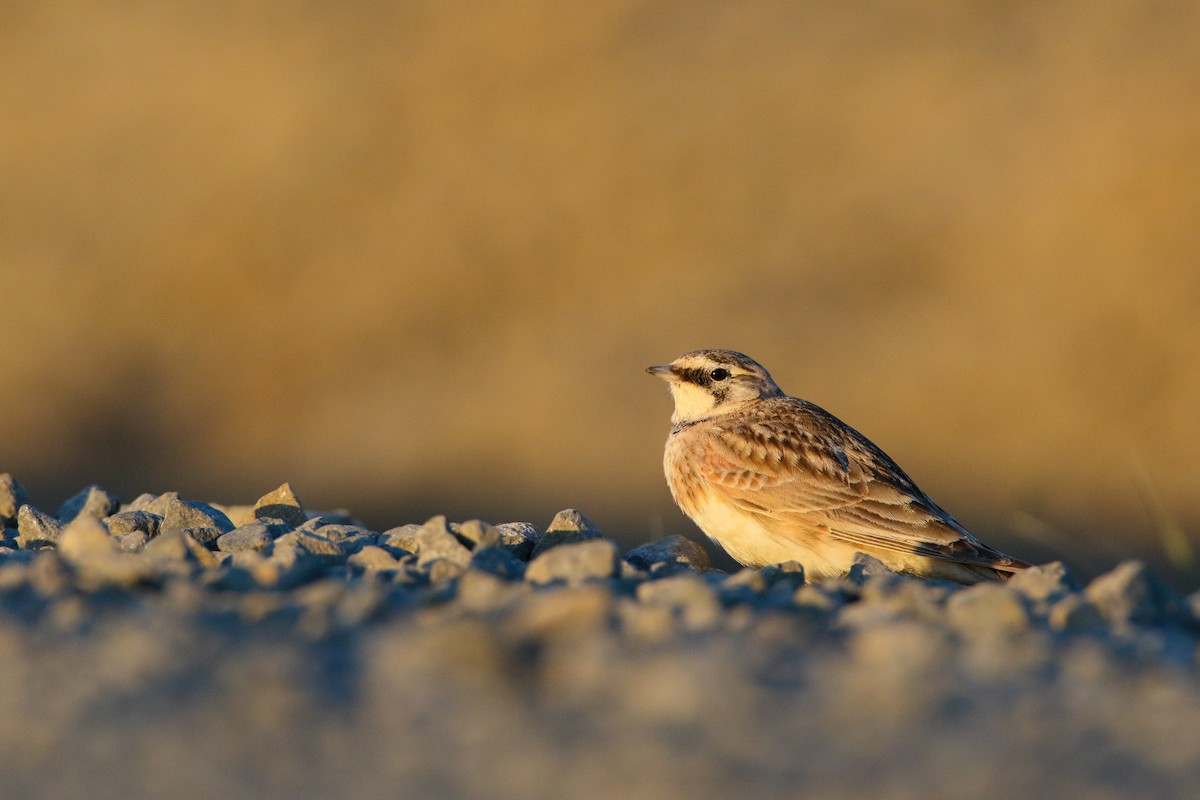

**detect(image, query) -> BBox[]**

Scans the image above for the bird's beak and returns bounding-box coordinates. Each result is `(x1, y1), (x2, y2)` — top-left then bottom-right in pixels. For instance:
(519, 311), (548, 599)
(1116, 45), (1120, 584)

(646, 364), (676, 381)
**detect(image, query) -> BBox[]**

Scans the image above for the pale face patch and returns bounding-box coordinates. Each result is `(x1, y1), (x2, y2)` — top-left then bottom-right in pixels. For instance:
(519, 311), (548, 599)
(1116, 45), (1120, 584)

(667, 381), (723, 425)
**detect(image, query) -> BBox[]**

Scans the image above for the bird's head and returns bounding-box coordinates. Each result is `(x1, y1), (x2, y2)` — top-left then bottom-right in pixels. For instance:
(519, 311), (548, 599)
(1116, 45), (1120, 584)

(647, 349), (783, 425)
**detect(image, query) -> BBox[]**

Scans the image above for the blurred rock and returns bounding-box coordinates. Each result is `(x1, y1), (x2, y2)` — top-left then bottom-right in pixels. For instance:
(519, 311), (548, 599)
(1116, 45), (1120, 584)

(58, 515), (161, 589)
(0, 473), (30, 526)
(456, 569), (530, 612)
(1085, 560), (1187, 627)
(28, 552), (69, 597)
(719, 568), (768, 606)
(505, 584), (611, 642)
(525, 539), (619, 586)
(117, 530), (150, 552)
(427, 559), (467, 585)
(794, 582), (850, 614)
(347, 545), (400, 571)
(16, 505), (65, 548)
(636, 573), (722, 631)
(253, 541), (331, 590)
(624, 534), (710, 572)
(56, 484), (120, 522)
(57, 514), (116, 561)
(469, 546), (527, 581)
(1048, 594), (1107, 633)
(530, 509), (602, 558)
(452, 519), (493, 549)
(143, 530), (220, 573)
(758, 561), (807, 589)
(1008, 561), (1082, 606)
(946, 583), (1032, 637)
(252, 482), (308, 527)
(615, 597), (676, 643)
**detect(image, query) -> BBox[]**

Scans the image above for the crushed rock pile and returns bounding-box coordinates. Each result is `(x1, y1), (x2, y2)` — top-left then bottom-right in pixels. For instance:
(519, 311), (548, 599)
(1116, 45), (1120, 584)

(2, 474), (1199, 799)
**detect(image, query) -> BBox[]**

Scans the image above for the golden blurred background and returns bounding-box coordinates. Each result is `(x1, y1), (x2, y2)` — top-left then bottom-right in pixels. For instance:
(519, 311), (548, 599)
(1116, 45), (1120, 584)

(3, 1), (1198, 580)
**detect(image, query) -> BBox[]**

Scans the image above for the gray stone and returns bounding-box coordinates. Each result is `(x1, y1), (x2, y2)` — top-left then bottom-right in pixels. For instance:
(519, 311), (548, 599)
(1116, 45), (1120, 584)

(56, 485), (120, 522)
(451, 519), (492, 549)
(624, 535), (711, 572)
(274, 530), (346, 560)
(1085, 560), (1186, 627)
(295, 523), (376, 557)
(530, 509), (602, 558)
(252, 482), (308, 527)
(156, 495), (235, 546)
(453, 520), (540, 562)
(946, 583), (1032, 636)
(382, 516), (471, 567)
(303, 523), (374, 546)
(469, 546), (527, 581)
(216, 521), (280, 553)
(16, 505), (65, 548)
(1008, 561), (1082, 605)
(297, 509), (361, 527)
(380, 523), (421, 553)
(126, 493), (159, 512)
(491, 522), (541, 561)
(253, 542), (330, 590)
(525, 539), (619, 586)
(106, 510), (162, 539)
(846, 552), (901, 586)
(0, 473), (30, 526)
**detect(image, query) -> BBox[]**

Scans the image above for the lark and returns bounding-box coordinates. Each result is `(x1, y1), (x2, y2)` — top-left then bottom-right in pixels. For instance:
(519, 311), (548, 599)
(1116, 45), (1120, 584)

(648, 349), (1029, 584)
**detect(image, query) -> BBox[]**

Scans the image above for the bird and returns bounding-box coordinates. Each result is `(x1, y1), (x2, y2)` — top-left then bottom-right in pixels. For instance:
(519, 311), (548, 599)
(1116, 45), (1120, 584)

(647, 349), (1030, 584)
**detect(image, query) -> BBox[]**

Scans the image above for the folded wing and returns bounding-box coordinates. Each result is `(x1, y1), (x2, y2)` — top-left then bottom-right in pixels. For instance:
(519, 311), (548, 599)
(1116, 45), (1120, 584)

(697, 399), (1028, 574)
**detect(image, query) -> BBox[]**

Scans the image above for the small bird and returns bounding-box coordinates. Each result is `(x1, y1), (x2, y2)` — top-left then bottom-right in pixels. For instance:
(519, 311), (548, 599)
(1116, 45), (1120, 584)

(648, 349), (1029, 584)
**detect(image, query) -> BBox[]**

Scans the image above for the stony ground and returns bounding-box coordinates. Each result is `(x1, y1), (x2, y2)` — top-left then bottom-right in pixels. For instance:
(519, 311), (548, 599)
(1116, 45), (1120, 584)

(2, 475), (1199, 800)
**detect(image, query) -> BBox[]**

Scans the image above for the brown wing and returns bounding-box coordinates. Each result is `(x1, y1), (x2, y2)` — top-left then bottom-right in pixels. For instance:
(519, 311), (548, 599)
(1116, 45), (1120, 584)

(697, 398), (1028, 573)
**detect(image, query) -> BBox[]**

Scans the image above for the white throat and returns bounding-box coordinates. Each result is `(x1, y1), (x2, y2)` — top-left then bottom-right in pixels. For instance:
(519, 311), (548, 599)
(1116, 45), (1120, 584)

(668, 382), (721, 425)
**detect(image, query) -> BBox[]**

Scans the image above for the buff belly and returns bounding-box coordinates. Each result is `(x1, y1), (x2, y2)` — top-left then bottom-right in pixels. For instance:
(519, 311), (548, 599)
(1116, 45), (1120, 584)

(682, 494), (857, 580)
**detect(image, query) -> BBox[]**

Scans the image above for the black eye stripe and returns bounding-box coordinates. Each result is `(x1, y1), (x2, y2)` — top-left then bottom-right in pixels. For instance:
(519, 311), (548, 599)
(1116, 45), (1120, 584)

(677, 366), (735, 387)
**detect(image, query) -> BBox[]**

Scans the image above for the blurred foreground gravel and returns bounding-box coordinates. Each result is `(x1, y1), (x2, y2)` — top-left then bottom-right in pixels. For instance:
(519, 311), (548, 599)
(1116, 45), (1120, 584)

(2, 474), (1199, 800)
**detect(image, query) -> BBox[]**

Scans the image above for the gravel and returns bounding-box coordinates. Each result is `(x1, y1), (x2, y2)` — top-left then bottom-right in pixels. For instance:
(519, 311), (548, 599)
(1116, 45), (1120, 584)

(2, 479), (1199, 799)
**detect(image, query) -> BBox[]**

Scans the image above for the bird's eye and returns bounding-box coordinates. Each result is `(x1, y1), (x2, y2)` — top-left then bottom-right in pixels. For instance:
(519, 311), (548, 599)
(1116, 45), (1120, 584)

(710, 368), (731, 382)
